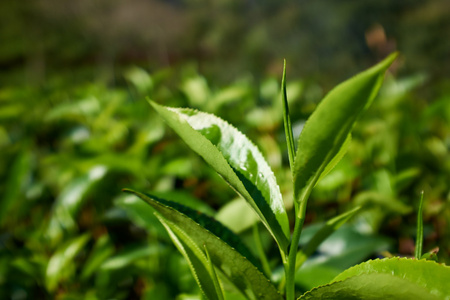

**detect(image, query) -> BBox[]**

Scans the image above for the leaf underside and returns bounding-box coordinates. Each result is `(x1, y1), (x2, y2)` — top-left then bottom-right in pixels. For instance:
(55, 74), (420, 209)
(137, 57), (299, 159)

(124, 189), (283, 300)
(156, 214), (224, 300)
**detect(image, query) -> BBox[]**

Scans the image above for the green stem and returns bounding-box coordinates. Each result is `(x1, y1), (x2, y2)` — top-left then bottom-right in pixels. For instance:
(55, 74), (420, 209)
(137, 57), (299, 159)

(285, 200), (308, 300)
(414, 191), (424, 259)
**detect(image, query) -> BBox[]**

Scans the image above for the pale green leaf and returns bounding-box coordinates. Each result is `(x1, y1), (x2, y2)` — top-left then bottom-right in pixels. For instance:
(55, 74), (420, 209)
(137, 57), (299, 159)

(100, 244), (163, 271)
(215, 197), (259, 233)
(149, 101), (290, 252)
(293, 53), (398, 206)
(46, 234), (90, 291)
(124, 189), (283, 300)
(46, 165), (108, 245)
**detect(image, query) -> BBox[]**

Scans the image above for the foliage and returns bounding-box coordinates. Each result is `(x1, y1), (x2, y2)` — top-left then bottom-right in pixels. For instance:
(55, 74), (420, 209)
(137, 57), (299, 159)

(128, 53), (450, 299)
(0, 51), (449, 299)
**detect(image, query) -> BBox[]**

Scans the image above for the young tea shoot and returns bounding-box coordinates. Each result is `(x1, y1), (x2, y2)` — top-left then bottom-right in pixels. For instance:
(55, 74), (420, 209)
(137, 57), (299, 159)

(125, 52), (450, 299)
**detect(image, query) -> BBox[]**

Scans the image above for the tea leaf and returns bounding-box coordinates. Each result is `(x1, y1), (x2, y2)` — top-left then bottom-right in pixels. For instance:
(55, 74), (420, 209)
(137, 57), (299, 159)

(0, 149), (32, 225)
(415, 191), (424, 259)
(123, 189), (260, 268)
(46, 234), (90, 291)
(149, 101), (290, 252)
(298, 273), (440, 300)
(316, 134), (351, 184)
(46, 165), (108, 246)
(332, 258), (450, 300)
(124, 189), (283, 300)
(293, 53), (398, 206)
(81, 235), (114, 280)
(157, 214), (224, 300)
(204, 245), (225, 300)
(281, 59), (296, 171)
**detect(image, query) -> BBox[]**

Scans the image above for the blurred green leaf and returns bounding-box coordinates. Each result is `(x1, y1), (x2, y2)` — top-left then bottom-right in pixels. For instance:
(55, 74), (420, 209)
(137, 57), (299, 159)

(182, 76), (210, 108)
(45, 96), (100, 121)
(46, 165), (107, 245)
(215, 197), (260, 233)
(0, 149), (32, 225)
(296, 206), (361, 269)
(295, 225), (391, 290)
(100, 244), (163, 271)
(81, 235), (114, 280)
(46, 233), (90, 291)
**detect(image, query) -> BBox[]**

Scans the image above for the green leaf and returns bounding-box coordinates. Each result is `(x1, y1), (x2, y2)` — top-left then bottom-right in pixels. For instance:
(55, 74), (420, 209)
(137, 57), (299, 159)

(100, 244), (163, 271)
(124, 189), (283, 300)
(149, 101), (290, 252)
(421, 248), (439, 262)
(415, 191), (424, 259)
(298, 273), (441, 300)
(204, 245), (226, 300)
(295, 206), (361, 269)
(293, 53), (398, 206)
(81, 235), (114, 280)
(46, 165), (108, 245)
(281, 59), (296, 172)
(215, 198), (260, 233)
(294, 225), (391, 290)
(0, 149), (32, 225)
(156, 214), (224, 300)
(123, 189), (260, 268)
(46, 233), (90, 291)
(330, 258), (450, 300)
(316, 134), (351, 185)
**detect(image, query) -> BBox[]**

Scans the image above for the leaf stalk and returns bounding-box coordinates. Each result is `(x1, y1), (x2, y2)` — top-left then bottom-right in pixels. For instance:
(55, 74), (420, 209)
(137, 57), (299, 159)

(414, 191), (424, 259)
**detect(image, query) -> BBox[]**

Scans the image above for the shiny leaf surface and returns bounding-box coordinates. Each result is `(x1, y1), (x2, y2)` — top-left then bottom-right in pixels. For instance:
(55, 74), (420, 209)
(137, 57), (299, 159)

(150, 101), (290, 252)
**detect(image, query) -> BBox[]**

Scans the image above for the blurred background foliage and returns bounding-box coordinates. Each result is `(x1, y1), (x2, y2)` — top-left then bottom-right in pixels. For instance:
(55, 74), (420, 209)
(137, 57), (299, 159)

(0, 0), (449, 299)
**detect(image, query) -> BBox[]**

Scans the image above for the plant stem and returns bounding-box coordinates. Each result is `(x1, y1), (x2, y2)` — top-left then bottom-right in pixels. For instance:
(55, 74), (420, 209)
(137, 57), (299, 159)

(285, 200), (308, 300)
(415, 191), (424, 259)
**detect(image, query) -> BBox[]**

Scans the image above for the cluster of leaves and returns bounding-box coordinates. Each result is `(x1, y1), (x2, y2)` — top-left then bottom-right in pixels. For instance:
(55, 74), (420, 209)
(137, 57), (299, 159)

(127, 53), (449, 299)
(0, 53), (449, 299)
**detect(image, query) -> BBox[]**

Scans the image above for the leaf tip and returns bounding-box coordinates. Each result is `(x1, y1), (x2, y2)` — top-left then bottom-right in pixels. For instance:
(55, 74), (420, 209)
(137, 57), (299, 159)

(146, 98), (159, 109)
